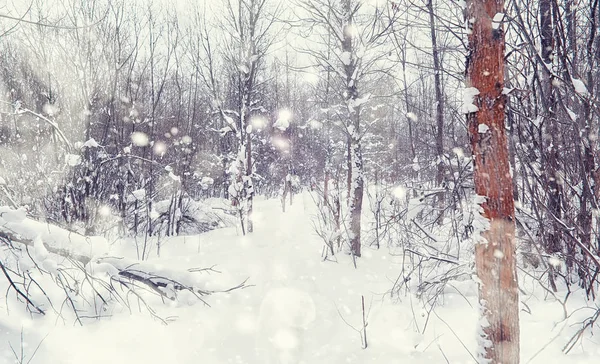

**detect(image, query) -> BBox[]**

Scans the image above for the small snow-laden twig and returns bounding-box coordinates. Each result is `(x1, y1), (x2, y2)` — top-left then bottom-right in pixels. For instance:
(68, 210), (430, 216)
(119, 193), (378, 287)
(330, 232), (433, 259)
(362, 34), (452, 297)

(9, 327), (48, 364)
(0, 260), (45, 315)
(334, 296), (371, 350)
(6, 105), (72, 151)
(563, 306), (600, 354)
(361, 295), (368, 349)
(416, 263), (473, 316)
(517, 265), (571, 319)
(432, 309), (478, 363)
(401, 248), (459, 266)
(0, 184), (19, 209)
(308, 188), (345, 260)
(525, 319), (569, 363)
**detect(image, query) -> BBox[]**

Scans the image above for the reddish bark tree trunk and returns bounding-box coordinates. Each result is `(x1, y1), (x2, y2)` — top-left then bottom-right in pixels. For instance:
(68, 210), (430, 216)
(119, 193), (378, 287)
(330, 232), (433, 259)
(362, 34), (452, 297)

(466, 0), (520, 362)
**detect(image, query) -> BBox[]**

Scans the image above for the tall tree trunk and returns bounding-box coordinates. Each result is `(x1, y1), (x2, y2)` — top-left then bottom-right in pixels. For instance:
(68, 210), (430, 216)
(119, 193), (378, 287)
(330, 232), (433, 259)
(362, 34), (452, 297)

(466, 0), (520, 362)
(246, 131), (254, 233)
(349, 118), (364, 258)
(579, 0), (599, 292)
(342, 0), (363, 258)
(426, 0), (445, 220)
(540, 0), (563, 288)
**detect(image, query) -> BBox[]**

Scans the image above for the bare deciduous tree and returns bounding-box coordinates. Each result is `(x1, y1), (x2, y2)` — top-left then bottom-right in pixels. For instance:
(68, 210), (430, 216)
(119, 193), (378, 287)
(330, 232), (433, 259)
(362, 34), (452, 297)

(466, 0), (520, 362)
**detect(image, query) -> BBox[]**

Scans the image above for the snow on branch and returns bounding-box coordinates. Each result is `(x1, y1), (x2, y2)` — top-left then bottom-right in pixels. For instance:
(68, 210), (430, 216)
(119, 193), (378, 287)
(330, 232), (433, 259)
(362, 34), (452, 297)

(0, 206), (249, 318)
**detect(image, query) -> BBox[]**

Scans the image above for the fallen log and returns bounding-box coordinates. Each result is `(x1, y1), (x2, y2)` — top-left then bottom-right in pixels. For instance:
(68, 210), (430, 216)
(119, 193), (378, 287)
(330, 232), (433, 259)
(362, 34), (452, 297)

(0, 206), (248, 316)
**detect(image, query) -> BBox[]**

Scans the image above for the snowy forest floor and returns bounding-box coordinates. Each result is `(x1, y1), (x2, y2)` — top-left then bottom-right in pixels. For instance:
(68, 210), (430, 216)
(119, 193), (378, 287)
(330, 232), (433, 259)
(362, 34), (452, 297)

(1, 192), (599, 363)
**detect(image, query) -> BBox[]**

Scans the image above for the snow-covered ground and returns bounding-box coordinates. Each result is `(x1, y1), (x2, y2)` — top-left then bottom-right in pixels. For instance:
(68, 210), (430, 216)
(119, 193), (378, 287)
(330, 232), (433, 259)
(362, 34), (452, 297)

(1, 193), (598, 363)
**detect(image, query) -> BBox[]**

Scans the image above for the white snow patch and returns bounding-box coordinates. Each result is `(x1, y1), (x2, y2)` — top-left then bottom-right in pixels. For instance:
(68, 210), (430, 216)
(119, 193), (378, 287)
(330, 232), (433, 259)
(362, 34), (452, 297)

(463, 87), (480, 113)
(274, 109), (292, 131)
(472, 194), (491, 244)
(572, 78), (588, 95)
(82, 138), (100, 148)
(566, 107), (577, 121)
(66, 154), (82, 166)
(132, 188), (146, 201)
(406, 112), (418, 122)
(348, 93), (371, 111)
(340, 51), (352, 66)
(492, 13), (505, 29)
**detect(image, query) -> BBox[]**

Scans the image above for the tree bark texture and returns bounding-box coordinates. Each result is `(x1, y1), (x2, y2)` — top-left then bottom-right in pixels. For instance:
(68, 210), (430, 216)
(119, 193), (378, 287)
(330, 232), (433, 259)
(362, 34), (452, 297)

(342, 0), (363, 258)
(466, 0), (520, 362)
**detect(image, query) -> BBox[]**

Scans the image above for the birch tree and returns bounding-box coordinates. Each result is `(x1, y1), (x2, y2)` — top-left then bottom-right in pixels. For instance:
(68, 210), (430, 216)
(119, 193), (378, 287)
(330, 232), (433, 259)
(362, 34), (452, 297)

(296, 0), (396, 258)
(216, 0), (279, 234)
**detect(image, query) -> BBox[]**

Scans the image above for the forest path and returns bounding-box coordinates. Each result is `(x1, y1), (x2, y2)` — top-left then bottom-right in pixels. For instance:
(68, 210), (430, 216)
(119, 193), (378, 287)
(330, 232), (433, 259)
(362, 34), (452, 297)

(145, 192), (444, 364)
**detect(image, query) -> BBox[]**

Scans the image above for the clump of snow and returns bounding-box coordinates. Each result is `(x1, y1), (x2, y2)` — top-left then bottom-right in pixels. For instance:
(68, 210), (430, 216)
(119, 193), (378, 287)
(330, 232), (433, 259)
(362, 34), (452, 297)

(82, 138), (100, 148)
(308, 119), (323, 129)
(412, 156), (421, 171)
(406, 112), (418, 122)
(200, 177), (214, 190)
(566, 107), (577, 121)
(476, 299), (493, 363)
(222, 113), (236, 129)
(348, 93), (370, 111)
(65, 153), (82, 166)
(493, 249), (504, 259)
(340, 51), (352, 66)
(463, 87), (480, 113)
(572, 78), (588, 95)
(406, 196), (425, 221)
(132, 188), (146, 201)
(478, 123), (490, 133)
(42, 103), (59, 116)
(168, 171), (181, 182)
(228, 183), (240, 198)
(471, 194), (490, 244)
(548, 255), (562, 267)
(0, 206), (27, 222)
(453, 147), (465, 158)
(274, 109), (292, 131)
(492, 13), (504, 30)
